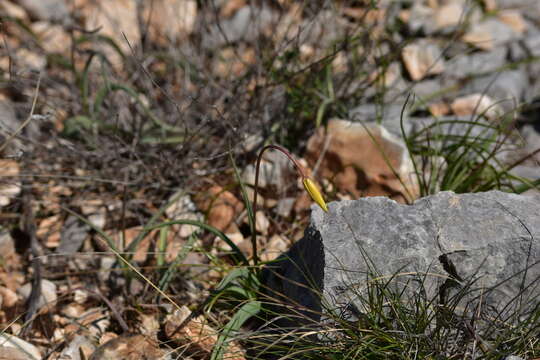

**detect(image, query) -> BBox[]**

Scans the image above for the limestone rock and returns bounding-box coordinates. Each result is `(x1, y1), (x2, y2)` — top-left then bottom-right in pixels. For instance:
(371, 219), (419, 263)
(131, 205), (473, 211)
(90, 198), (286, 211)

(242, 147), (296, 191)
(450, 93), (503, 120)
(462, 69), (528, 111)
(276, 197), (296, 218)
(483, 0), (497, 11)
(30, 22), (71, 54)
(0, 100), (23, 158)
(349, 103), (411, 137)
(305, 119), (418, 203)
(428, 102), (451, 116)
(141, 0), (196, 45)
(402, 3), (434, 33)
(195, 186), (244, 233)
(262, 191), (540, 331)
(522, 32), (540, 57)
(0, 1), (26, 20)
(434, 0), (467, 30)
(18, 279), (57, 312)
(0, 286), (18, 308)
(88, 334), (168, 360)
(403, 0), (479, 35)
(402, 39), (445, 81)
(445, 47), (507, 79)
(17, 0), (68, 22)
(0, 229), (15, 262)
(0, 334), (41, 360)
(0, 159), (21, 207)
(495, 0), (540, 21)
(255, 211), (270, 235)
(58, 335), (96, 360)
(0, 346), (31, 360)
(57, 215), (90, 255)
(82, 0), (140, 66)
(498, 10), (527, 34)
(462, 18), (517, 50)
(165, 192), (203, 238)
(202, 5), (276, 48)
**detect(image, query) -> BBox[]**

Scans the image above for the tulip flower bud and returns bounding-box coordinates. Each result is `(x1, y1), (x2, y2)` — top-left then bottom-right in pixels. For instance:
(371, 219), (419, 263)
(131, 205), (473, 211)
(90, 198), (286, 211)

(302, 177), (328, 212)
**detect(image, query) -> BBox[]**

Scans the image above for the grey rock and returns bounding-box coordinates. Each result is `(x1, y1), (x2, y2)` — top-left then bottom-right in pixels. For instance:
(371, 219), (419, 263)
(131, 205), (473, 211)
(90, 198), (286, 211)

(406, 3), (434, 34)
(509, 19), (540, 61)
(496, 0), (540, 21)
(242, 148), (296, 190)
(525, 61), (540, 101)
(57, 215), (90, 255)
(59, 335), (96, 360)
(348, 104), (495, 142)
(462, 69), (528, 110)
(18, 279), (57, 311)
(411, 76), (461, 103)
(294, 9), (350, 47)
(0, 228), (15, 260)
(409, 116), (506, 148)
(276, 197), (295, 218)
(0, 346), (33, 360)
(99, 256), (116, 283)
(0, 100), (18, 133)
(405, 1), (478, 35)
(18, 0), (69, 22)
(349, 103), (411, 136)
(410, 79), (442, 97)
(445, 47), (507, 78)
(263, 191), (540, 331)
(0, 100), (20, 156)
(517, 124), (540, 163)
(464, 18), (519, 49)
(202, 6), (276, 48)
(408, 77), (460, 106)
(203, 5), (350, 50)
(508, 164), (540, 185)
(0, 334), (41, 360)
(357, 62), (409, 104)
(444, 40), (471, 60)
(497, 0), (538, 7)
(0, 99), (41, 153)
(349, 103), (404, 123)
(411, 115), (476, 137)
(522, 32), (540, 57)
(402, 39), (446, 81)
(509, 40), (528, 61)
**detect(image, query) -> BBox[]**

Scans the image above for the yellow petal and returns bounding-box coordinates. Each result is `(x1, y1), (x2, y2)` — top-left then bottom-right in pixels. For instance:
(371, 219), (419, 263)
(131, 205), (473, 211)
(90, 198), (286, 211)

(302, 178), (328, 212)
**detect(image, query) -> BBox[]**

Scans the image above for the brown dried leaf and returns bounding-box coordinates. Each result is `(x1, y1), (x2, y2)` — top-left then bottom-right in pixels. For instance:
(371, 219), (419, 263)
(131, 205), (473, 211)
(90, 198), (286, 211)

(37, 215), (62, 248)
(89, 334), (165, 360)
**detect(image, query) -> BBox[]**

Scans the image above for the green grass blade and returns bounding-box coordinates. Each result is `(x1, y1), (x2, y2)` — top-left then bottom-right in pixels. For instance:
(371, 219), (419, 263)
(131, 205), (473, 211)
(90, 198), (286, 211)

(229, 147), (257, 265)
(148, 220), (249, 266)
(210, 301), (261, 360)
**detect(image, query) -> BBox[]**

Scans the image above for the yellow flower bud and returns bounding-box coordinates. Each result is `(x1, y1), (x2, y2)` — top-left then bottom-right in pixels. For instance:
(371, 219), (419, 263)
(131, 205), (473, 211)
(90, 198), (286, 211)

(302, 177), (328, 212)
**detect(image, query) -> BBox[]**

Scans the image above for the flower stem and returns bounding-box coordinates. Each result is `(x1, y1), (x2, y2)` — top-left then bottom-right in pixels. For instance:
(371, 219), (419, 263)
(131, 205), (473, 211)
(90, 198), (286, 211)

(252, 145), (311, 265)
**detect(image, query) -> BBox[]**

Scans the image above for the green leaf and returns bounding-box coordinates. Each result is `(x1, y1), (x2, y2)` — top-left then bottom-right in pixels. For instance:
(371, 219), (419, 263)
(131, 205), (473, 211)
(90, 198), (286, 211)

(215, 268), (252, 292)
(210, 301), (261, 360)
(62, 115), (95, 137)
(148, 220), (249, 266)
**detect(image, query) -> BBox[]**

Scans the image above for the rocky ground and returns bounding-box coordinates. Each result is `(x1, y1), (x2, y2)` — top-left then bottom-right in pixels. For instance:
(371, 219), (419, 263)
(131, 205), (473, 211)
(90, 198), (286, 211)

(0, 0), (539, 358)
